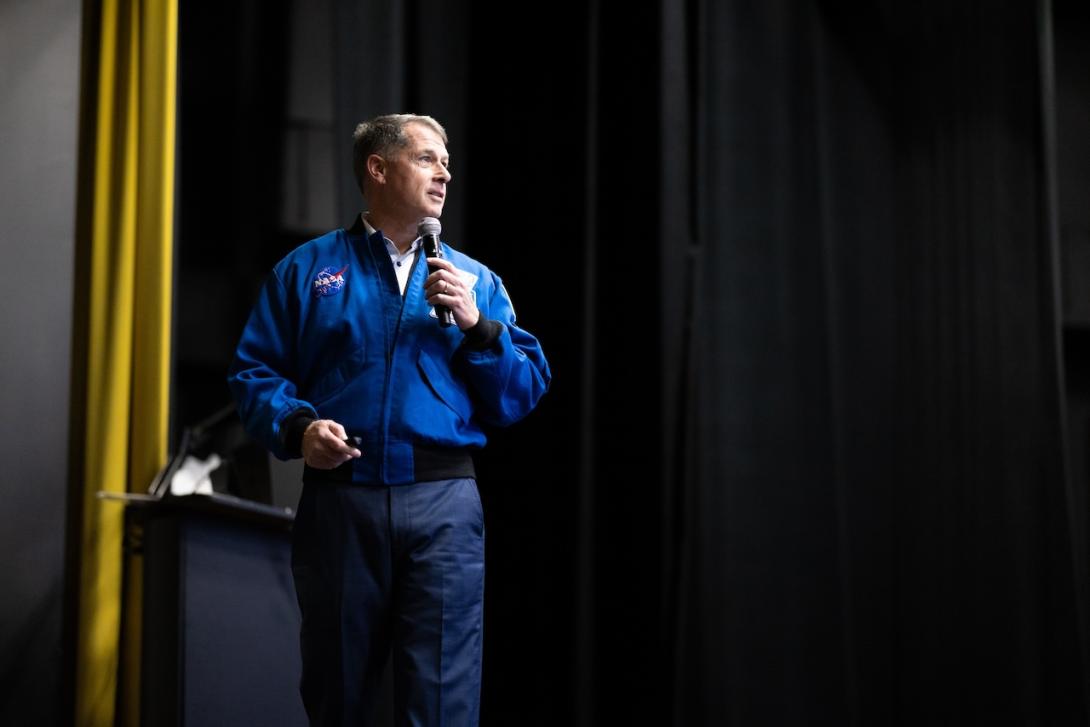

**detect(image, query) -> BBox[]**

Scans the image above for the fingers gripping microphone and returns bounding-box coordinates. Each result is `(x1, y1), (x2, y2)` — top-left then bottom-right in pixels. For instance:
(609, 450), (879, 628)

(419, 217), (453, 327)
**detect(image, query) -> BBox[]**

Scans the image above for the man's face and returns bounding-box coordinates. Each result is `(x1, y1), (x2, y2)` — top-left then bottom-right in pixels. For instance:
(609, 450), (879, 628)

(377, 122), (451, 223)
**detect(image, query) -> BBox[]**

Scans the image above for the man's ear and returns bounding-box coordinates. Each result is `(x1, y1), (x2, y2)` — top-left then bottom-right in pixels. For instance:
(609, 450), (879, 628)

(366, 154), (386, 185)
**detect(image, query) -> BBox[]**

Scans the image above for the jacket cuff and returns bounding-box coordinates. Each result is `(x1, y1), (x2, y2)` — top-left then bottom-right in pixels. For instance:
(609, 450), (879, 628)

(461, 317), (503, 351)
(280, 410), (316, 459)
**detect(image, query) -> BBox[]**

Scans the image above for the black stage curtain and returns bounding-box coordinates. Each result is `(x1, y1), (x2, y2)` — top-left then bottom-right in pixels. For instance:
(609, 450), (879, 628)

(666, 0), (1087, 724)
(320, 1), (1089, 724)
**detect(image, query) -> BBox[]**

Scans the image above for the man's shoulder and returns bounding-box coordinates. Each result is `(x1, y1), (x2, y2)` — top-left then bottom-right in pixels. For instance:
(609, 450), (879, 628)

(442, 244), (494, 280)
(272, 228), (349, 276)
(280, 228), (345, 262)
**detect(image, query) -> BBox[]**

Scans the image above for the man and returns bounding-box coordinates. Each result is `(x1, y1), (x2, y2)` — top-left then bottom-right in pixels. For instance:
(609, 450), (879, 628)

(228, 113), (550, 725)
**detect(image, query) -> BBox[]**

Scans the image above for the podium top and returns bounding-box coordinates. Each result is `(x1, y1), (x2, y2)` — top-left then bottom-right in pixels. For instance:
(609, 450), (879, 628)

(99, 490), (294, 528)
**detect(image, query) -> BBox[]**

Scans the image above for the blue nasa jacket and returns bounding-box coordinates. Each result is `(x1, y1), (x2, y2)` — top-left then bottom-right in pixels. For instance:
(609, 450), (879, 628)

(228, 219), (551, 485)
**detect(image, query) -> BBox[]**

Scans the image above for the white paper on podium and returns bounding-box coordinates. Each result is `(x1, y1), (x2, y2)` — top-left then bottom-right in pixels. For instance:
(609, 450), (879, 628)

(170, 453), (222, 496)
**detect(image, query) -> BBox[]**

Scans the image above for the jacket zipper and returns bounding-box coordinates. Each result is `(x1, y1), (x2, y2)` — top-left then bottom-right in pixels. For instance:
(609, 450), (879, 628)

(377, 247), (419, 482)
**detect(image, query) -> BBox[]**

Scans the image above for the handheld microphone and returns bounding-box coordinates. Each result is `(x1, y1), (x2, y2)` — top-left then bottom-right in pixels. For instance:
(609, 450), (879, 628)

(419, 217), (453, 327)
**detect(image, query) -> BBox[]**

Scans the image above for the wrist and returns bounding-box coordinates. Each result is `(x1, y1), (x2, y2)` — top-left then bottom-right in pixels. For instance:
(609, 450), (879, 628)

(458, 308), (481, 331)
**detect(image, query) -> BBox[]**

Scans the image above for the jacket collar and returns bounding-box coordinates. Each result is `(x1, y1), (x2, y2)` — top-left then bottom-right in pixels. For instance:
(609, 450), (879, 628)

(347, 213), (368, 236)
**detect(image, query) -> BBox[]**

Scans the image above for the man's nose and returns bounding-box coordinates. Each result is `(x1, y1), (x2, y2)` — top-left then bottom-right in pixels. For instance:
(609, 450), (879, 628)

(437, 164), (451, 183)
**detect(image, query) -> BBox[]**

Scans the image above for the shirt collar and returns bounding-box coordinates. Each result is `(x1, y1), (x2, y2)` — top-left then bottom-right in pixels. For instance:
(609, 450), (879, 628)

(361, 213), (421, 257)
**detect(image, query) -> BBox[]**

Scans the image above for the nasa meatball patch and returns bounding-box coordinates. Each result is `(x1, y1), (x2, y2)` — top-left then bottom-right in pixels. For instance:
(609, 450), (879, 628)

(312, 265), (348, 298)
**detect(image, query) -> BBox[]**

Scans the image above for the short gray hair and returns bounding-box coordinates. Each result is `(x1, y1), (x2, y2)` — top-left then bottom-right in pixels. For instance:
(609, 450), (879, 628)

(352, 114), (448, 194)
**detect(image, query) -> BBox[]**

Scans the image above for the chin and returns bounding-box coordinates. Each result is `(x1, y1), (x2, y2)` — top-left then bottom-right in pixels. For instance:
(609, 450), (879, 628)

(422, 197), (445, 218)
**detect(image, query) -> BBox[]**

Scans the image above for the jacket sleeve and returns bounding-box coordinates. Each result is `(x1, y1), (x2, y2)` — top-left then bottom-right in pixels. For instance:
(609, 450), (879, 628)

(454, 272), (551, 427)
(227, 270), (317, 459)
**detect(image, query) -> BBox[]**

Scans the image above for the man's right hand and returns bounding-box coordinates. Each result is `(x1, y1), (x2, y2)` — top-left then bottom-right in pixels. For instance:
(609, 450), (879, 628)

(301, 419), (362, 469)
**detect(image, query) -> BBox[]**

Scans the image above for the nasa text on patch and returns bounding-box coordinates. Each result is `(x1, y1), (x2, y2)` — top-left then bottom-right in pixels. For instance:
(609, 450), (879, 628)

(313, 265), (348, 298)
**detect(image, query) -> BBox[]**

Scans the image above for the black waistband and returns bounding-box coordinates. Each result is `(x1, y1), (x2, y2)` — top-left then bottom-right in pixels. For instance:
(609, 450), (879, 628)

(302, 443), (476, 484)
(412, 444), (477, 482)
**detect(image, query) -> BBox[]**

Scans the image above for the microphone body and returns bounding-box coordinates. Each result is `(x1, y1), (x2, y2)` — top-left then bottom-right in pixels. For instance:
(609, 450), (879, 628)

(419, 217), (453, 328)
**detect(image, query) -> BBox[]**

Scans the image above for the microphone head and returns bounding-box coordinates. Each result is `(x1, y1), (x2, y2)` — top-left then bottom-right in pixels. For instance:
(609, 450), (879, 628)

(418, 217), (441, 237)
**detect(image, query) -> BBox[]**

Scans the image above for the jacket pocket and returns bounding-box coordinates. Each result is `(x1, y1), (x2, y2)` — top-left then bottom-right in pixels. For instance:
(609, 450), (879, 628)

(416, 348), (473, 423)
(307, 344), (366, 406)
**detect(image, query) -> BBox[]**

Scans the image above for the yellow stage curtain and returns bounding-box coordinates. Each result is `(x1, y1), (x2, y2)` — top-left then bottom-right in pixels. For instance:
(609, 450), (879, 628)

(72, 0), (177, 723)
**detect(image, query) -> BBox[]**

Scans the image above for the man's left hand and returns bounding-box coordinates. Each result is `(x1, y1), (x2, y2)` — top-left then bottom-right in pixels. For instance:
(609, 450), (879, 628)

(424, 257), (480, 330)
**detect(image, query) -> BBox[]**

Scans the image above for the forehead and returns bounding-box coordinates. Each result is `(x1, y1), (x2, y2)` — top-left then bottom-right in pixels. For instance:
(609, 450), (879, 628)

(403, 122), (448, 155)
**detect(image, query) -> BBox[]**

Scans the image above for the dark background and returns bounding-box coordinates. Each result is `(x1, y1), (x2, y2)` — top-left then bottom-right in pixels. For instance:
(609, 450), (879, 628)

(5, 0), (1090, 724)
(170, 0), (1090, 723)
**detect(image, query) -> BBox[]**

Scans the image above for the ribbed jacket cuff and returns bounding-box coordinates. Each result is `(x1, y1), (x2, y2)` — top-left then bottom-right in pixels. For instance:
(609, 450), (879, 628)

(280, 410), (316, 458)
(461, 317), (503, 350)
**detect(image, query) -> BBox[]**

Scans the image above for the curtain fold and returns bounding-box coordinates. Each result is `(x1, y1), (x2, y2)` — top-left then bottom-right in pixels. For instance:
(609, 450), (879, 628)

(72, 0), (177, 723)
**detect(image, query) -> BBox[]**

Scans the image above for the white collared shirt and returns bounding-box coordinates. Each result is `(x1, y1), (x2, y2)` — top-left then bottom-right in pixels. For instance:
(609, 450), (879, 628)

(362, 213), (421, 295)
